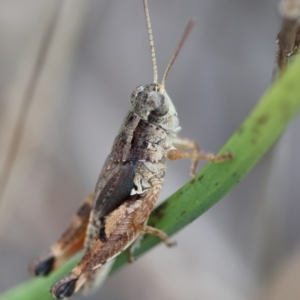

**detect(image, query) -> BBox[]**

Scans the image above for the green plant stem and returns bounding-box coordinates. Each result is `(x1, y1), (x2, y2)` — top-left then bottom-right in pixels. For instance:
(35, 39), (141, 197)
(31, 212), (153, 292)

(2, 54), (300, 300)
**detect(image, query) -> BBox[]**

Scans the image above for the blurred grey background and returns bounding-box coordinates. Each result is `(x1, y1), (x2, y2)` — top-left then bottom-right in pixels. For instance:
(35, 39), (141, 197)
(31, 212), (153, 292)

(0, 0), (300, 299)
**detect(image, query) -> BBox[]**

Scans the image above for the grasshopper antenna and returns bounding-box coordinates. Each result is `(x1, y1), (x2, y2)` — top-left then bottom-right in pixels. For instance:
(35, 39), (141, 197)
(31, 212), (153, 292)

(143, 0), (158, 84)
(161, 19), (195, 89)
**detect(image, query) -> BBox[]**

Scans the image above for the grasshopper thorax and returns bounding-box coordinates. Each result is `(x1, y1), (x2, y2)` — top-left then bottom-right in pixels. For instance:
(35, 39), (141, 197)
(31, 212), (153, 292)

(130, 83), (180, 132)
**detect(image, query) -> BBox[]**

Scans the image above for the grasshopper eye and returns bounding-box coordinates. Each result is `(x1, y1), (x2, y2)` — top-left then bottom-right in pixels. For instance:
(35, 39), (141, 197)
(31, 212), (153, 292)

(131, 86), (148, 109)
(131, 85), (144, 99)
(147, 91), (169, 116)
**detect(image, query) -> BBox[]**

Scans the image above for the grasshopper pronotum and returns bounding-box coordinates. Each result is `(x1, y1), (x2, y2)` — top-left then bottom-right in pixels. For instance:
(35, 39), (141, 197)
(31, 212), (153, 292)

(29, 0), (231, 298)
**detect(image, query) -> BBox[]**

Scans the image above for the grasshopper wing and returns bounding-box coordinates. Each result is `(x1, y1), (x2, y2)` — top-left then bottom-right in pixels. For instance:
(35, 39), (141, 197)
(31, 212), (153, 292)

(93, 157), (137, 219)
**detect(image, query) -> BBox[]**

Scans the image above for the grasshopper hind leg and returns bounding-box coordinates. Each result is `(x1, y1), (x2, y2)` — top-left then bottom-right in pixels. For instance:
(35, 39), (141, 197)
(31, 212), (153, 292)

(29, 193), (94, 276)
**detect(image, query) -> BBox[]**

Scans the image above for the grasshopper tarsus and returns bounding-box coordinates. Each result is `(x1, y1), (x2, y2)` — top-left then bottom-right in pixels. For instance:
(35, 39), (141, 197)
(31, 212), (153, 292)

(29, 253), (55, 276)
(51, 275), (78, 299)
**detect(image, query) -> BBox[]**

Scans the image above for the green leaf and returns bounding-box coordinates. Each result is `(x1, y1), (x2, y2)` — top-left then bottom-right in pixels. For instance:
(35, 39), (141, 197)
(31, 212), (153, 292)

(1, 54), (300, 300)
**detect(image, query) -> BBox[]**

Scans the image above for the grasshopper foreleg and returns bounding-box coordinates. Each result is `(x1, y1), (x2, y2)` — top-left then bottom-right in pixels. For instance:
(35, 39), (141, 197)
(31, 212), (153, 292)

(171, 136), (232, 176)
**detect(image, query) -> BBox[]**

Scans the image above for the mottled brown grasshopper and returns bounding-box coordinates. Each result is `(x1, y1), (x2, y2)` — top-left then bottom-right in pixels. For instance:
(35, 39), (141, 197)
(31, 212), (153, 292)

(29, 0), (231, 298)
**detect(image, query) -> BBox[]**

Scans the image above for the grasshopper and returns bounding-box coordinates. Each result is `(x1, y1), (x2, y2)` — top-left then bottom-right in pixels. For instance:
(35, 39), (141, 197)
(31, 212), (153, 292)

(29, 0), (232, 298)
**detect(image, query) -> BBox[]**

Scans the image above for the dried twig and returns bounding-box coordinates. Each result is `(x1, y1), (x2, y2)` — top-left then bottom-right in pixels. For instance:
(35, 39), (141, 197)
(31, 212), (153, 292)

(0, 2), (63, 206)
(276, 0), (300, 71)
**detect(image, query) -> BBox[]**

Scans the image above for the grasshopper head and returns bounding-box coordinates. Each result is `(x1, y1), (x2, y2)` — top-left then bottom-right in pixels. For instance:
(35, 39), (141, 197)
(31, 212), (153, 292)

(130, 83), (180, 132)
(129, 0), (194, 134)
